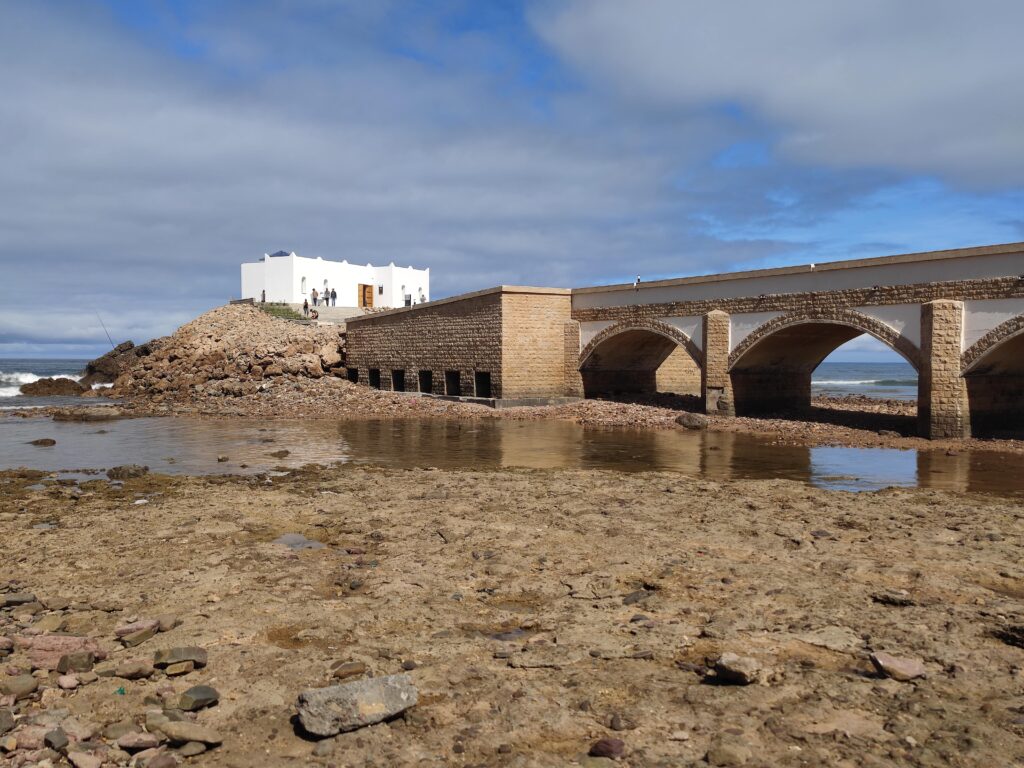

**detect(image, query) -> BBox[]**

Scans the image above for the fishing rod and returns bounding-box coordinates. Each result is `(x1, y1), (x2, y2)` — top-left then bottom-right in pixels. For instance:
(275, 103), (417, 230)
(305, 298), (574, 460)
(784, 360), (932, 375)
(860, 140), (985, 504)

(96, 312), (116, 351)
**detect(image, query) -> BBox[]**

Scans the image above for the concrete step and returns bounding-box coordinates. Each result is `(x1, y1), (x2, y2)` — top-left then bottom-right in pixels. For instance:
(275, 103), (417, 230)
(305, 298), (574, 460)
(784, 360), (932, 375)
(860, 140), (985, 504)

(287, 304), (367, 323)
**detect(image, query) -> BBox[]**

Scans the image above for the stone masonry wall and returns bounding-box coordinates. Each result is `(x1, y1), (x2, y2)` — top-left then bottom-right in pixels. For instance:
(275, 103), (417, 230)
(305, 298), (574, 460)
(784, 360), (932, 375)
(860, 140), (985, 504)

(702, 310), (733, 415)
(573, 276), (1024, 325)
(919, 300), (970, 439)
(500, 292), (574, 398)
(345, 291), (502, 397)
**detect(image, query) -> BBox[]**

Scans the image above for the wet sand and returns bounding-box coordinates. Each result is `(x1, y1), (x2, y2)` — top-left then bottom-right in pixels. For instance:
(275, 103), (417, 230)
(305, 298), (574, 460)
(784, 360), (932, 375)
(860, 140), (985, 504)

(2, 464), (1023, 766)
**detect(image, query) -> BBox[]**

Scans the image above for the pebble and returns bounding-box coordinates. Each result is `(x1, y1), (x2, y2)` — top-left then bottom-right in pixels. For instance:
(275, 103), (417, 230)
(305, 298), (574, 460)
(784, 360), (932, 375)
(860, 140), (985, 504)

(713, 653), (761, 685)
(0, 709), (13, 734)
(154, 647), (208, 669)
(44, 728), (69, 751)
(122, 625), (159, 647)
(165, 661), (194, 677)
(296, 674), (418, 737)
(179, 684), (220, 711)
(57, 674), (79, 690)
(707, 738), (753, 766)
(156, 614), (181, 633)
(0, 674), (38, 700)
(115, 619), (160, 638)
(589, 737), (625, 759)
(148, 753), (180, 768)
(1, 593), (37, 607)
(331, 661), (367, 680)
(67, 752), (103, 768)
(115, 659), (155, 680)
(158, 720), (224, 746)
(118, 730), (162, 751)
(870, 651), (926, 682)
(177, 740), (207, 757)
(57, 651), (95, 674)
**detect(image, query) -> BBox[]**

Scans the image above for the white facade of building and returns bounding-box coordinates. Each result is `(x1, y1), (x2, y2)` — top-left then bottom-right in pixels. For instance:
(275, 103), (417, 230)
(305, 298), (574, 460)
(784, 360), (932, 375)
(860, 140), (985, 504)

(240, 251), (430, 308)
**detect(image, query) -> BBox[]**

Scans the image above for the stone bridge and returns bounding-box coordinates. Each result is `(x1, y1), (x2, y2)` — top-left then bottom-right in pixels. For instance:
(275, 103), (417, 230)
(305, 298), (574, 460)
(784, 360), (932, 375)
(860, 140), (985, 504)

(569, 242), (1024, 438)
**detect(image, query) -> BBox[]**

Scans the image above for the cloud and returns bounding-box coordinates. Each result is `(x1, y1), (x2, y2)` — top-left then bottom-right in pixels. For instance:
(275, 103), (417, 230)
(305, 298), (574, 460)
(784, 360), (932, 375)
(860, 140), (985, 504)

(533, 0), (1024, 185)
(0, 1), (1020, 361)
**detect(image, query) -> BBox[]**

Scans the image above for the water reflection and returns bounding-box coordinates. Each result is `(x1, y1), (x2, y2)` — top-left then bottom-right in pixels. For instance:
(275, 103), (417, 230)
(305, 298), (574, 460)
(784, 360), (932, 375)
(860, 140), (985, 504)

(1, 416), (1022, 496)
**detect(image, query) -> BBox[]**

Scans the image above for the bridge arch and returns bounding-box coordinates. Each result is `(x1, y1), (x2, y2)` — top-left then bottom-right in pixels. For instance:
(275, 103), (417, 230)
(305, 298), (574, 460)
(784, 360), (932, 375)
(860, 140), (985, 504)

(728, 309), (921, 415)
(579, 320), (703, 398)
(960, 313), (1024, 436)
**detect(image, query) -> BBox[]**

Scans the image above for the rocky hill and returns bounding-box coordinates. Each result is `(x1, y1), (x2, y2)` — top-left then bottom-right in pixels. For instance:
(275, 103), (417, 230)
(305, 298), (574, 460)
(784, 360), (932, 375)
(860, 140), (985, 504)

(109, 304), (346, 402)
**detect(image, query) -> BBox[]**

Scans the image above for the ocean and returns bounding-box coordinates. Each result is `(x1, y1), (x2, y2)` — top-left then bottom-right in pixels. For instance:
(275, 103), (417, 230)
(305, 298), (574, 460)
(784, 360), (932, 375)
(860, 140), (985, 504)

(811, 361), (918, 401)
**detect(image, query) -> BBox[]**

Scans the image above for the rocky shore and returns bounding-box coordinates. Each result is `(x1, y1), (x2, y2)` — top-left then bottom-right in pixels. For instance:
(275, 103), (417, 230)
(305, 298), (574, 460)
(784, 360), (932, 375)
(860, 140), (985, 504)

(2, 464), (1023, 766)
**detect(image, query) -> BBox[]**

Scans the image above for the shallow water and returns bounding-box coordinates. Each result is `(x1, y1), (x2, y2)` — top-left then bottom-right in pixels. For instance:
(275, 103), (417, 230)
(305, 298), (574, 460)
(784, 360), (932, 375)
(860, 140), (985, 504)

(3, 415), (1022, 496)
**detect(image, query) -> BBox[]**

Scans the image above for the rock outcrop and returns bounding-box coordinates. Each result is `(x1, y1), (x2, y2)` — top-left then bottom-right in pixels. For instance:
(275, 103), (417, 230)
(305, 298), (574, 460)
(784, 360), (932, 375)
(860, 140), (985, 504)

(80, 340), (164, 387)
(110, 305), (346, 401)
(19, 377), (87, 397)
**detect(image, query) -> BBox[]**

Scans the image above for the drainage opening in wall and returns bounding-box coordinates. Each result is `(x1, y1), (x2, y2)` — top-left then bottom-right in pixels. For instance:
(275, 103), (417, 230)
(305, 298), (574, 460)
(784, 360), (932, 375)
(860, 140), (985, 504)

(346, 367), (359, 383)
(368, 369), (381, 389)
(474, 371), (492, 399)
(392, 369), (406, 392)
(418, 370), (433, 393)
(444, 370), (461, 396)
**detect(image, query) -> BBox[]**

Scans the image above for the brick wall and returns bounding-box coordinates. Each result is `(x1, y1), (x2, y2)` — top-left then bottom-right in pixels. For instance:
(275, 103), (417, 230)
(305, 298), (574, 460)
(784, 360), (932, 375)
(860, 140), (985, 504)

(702, 310), (733, 415)
(345, 290), (502, 396)
(345, 287), (572, 400)
(919, 300), (970, 439)
(500, 292), (574, 398)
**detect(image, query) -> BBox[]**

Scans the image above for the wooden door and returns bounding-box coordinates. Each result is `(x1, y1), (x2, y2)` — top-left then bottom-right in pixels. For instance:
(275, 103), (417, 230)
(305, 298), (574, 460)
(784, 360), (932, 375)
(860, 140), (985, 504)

(358, 284), (374, 308)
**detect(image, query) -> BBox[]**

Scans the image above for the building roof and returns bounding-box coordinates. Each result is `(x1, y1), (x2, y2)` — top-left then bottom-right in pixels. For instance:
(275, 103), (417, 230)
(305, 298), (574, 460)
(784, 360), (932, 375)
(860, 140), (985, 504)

(268, 250), (291, 258)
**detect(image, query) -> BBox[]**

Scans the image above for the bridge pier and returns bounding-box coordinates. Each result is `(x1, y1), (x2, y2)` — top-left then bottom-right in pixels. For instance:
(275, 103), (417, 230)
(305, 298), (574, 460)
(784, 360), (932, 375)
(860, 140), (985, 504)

(702, 310), (735, 416)
(919, 300), (970, 439)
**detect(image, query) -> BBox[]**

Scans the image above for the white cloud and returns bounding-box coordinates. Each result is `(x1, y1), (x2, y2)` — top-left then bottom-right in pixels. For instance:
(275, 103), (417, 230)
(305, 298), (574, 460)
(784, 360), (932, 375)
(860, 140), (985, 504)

(533, 0), (1024, 184)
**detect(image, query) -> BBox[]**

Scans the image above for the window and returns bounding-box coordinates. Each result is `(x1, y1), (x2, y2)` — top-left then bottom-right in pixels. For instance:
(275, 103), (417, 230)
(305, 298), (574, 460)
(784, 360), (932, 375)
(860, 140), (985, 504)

(301, 276), (307, 294)
(444, 370), (461, 396)
(346, 367), (359, 383)
(378, 285), (384, 295)
(418, 370), (433, 393)
(391, 370), (406, 392)
(404, 294), (412, 307)
(368, 369), (381, 389)
(474, 371), (492, 399)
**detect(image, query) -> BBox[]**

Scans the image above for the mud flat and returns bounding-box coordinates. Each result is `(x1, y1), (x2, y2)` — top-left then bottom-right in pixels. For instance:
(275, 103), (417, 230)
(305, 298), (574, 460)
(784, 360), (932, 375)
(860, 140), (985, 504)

(2, 464), (1023, 766)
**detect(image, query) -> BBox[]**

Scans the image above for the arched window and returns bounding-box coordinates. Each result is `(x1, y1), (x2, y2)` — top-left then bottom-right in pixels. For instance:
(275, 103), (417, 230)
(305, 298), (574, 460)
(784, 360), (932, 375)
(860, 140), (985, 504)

(301, 276), (307, 294)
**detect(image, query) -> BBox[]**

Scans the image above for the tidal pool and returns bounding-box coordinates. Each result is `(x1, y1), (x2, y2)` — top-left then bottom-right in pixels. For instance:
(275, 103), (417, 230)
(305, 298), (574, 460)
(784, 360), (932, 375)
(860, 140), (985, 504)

(2, 415), (1022, 495)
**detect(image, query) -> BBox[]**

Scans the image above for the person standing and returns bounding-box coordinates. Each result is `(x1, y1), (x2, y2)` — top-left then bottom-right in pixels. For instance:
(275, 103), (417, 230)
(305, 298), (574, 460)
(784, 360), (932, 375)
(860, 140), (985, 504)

(260, 289), (266, 303)
(311, 288), (318, 307)
(331, 288), (337, 307)
(303, 298), (309, 317)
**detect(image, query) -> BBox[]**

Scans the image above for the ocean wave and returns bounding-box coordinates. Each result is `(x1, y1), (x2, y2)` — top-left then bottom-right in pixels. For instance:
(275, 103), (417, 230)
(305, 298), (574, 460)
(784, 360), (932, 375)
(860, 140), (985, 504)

(813, 378), (917, 386)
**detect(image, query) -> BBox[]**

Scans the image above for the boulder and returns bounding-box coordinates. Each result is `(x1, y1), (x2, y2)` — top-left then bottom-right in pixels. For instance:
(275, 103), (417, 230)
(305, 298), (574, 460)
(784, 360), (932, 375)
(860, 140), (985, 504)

(296, 674), (418, 737)
(675, 412), (709, 430)
(20, 377), (86, 397)
(870, 651), (926, 682)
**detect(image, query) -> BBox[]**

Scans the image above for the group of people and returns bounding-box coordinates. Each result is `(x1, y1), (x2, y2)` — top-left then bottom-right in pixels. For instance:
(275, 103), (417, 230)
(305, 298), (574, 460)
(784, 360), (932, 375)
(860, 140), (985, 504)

(311, 287), (337, 307)
(302, 287), (338, 319)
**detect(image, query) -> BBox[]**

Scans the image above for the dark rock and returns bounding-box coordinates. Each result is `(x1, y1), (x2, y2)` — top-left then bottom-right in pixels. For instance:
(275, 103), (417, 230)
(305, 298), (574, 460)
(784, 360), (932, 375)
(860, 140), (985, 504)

(57, 651), (95, 674)
(179, 685), (219, 711)
(20, 378), (87, 397)
(107, 465), (149, 480)
(991, 625), (1024, 649)
(29, 438), (57, 447)
(589, 738), (625, 759)
(154, 647), (208, 668)
(675, 412), (708, 430)
(296, 674), (418, 737)
(2, 593), (37, 607)
(44, 728), (69, 751)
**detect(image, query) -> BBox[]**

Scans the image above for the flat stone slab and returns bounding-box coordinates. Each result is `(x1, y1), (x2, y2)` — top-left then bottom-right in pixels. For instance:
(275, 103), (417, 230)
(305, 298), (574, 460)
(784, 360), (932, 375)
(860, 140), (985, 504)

(297, 673), (418, 737)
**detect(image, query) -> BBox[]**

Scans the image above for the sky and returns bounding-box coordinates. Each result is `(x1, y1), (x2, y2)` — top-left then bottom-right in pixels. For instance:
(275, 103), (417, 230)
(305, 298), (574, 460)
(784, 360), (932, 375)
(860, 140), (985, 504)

(2, 0), (1023, 361)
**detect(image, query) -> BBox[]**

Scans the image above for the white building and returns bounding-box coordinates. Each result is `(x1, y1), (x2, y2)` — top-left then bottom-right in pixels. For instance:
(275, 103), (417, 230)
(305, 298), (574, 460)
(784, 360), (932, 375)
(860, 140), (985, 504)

(240, 250), (430, 309)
